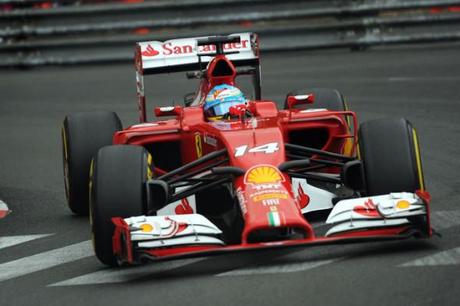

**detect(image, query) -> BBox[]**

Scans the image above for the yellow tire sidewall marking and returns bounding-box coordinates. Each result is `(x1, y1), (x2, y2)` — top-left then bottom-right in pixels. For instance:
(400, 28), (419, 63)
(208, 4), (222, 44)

(61, 125), (68, 160)
(412, 128), (425, 191)
(147, 153), (153, 179)
(61, 125), (71, 203)
(88, 158), (96, 251)
(342, 99), (355, 157)
(356, 141), (362, 160)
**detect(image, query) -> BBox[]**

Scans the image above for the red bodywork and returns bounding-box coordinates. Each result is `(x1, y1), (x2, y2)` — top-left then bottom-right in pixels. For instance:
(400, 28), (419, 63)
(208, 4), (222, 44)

(111, 39), (431, 264)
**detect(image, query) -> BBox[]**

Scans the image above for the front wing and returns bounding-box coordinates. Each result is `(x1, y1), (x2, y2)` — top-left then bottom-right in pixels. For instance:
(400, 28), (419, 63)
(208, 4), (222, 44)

(112, 191), (432, 265)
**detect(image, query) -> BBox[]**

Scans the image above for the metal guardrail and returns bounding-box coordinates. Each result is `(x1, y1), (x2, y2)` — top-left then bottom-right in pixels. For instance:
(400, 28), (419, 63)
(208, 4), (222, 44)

(0, 0), (276, 17)
(1, 0), (460, 68)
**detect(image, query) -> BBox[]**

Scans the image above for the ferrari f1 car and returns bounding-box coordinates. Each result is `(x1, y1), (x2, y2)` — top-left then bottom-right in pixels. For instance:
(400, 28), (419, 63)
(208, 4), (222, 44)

(62, 32), (432, 266)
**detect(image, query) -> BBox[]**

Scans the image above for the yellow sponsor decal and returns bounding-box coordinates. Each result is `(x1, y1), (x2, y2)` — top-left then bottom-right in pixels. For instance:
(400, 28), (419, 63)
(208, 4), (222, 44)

(195, 133), (203, 158)
(245, 165), (284, 185)
(396, 200), (410, 210)
(253, 193), (288, 202)
(140, 223), (154, 232)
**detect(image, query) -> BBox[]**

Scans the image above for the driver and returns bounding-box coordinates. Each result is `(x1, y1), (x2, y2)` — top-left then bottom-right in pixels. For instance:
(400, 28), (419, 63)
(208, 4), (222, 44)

(203, 84), (247, 121)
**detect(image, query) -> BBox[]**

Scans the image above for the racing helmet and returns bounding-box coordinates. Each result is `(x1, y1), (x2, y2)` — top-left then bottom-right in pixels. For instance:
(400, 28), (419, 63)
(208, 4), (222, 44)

(204, 84), (246, 120)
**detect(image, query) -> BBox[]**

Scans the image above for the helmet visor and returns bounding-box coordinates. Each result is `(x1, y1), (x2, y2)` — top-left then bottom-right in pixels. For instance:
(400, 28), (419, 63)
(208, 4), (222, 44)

(212, 100), (243, 116)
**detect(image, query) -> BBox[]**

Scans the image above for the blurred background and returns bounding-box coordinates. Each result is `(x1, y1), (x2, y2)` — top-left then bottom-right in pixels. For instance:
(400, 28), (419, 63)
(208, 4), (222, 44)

(1, 0), (460, 67)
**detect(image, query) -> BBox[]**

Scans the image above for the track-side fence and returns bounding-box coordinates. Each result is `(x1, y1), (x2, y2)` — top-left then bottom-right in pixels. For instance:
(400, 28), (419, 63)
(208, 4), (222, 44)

(1, 0), (460, 67)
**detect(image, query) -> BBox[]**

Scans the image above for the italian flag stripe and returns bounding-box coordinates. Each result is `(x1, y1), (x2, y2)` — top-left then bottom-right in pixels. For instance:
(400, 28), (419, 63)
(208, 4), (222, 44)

(268, 212), (281, 227)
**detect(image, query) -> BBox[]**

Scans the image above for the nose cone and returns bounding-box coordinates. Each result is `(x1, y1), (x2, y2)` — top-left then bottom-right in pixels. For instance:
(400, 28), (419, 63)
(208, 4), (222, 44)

(235, 165), (314, 243)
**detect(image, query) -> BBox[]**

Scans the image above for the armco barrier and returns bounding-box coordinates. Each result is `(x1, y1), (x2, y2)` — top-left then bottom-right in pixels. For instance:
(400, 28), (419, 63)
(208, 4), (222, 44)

(1, 0), (460, 67)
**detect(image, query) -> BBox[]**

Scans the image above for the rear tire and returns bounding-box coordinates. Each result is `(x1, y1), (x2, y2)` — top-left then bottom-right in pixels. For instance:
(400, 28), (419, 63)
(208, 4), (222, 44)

(90, 145), (150, 266)
(284, 88), (347, 111)
(359, 118), (425, 196)
(62, 111), (122, 215)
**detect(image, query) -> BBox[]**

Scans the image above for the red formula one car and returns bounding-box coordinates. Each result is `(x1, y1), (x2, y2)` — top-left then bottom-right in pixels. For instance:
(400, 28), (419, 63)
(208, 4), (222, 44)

(62, 33), (432, 266)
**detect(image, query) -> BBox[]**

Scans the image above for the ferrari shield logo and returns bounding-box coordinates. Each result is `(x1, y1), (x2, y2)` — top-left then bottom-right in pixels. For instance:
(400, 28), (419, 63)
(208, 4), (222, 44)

(195, 133), (203, 158)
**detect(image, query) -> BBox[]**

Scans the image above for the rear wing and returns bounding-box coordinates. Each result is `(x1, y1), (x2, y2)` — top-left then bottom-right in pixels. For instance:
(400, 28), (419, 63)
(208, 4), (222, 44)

(134, 32), (260, 123)
(134, 32), (259, 75)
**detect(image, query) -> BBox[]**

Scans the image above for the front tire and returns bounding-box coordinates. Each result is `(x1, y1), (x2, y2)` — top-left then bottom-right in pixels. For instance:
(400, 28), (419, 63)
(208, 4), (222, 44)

(90, 145), (150, 266)
(62, 111), (122, 215)
(359, 118), (425, 196)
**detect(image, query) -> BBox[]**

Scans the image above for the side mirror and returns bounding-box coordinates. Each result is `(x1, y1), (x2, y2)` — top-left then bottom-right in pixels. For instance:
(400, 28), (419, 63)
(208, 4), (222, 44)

(183, 92), (195, 107)
(147, 180), (169, 212)
(341, 160), (365, 191)
(154, 105), (182, 117)
(287, 94), (315, 109)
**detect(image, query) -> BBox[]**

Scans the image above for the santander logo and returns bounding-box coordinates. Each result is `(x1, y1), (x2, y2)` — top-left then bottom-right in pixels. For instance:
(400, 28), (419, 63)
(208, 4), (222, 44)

(141, 44), (160, 57)
(141, 39), (249, 57)
(353, 199), (380, 218)
(175, 198), (193, 214)
(296, 185), (310, 209)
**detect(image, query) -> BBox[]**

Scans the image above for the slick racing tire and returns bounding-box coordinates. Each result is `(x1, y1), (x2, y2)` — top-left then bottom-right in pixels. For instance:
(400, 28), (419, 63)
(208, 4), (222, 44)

(358, 118), (425, 196)
(284, 88), (347, 111)
(90, 145), (151, 266)
(62, 111), (122, 216)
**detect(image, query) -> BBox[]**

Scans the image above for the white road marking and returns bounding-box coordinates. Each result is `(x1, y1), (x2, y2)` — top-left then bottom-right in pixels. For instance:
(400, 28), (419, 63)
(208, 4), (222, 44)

(0, 240), (92, 282)
(388, 76), (460, 82)
(0, 234), (53, 250)
(49, 257), (205, 286)
(217, 258), (339, 277)
(388, 77), (415, 82)
(431, 210), (460, 230)
(400, 247), (460, 267)
(396, 210), (460, 267)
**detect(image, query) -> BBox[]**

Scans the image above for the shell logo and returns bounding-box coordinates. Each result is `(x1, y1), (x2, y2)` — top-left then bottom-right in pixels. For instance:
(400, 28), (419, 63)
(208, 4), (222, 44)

(140, 223), (154, 232)
(396, 200), (411, 210)
(245, 165), (284, 185)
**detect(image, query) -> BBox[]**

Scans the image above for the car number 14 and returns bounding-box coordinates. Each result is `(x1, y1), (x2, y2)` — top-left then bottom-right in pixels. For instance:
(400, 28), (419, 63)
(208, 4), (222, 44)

(234, 142), (280, 157)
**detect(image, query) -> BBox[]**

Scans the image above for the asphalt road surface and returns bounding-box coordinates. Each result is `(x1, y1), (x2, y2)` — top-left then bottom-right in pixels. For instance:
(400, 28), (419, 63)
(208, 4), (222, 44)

(1, 43), (460, 306)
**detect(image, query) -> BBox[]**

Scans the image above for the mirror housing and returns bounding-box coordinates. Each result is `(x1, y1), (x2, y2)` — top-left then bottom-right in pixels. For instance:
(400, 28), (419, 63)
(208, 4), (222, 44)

(183, 93), (195, 107)
(154, 105), (182, 117)
(147, 180), (169, 212)
(341, 160), (365, 191)
(287, 94), (315, 109)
